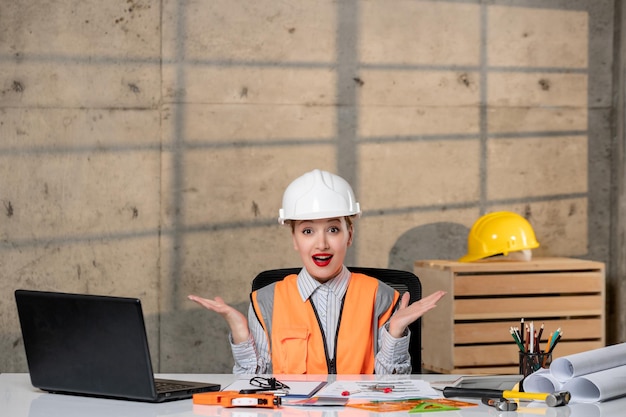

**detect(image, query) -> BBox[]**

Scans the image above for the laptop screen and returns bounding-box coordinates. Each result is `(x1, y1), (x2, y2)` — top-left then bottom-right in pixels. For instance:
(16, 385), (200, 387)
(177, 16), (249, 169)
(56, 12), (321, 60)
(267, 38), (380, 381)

(16, 290), (160, 400)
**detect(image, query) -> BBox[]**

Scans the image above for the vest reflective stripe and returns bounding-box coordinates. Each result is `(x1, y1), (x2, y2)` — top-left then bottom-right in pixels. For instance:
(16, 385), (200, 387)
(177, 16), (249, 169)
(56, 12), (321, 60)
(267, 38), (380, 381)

(251, 273), (399, 374)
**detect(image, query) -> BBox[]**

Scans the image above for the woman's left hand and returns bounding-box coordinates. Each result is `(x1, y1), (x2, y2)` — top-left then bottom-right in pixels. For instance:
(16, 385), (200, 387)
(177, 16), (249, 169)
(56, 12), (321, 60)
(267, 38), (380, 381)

(388, 290), (446, 338)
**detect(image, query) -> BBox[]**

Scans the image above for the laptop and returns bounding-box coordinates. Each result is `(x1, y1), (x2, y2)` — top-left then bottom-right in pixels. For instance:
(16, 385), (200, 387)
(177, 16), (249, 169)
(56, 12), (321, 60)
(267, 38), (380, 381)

(15, 289), (220, 402)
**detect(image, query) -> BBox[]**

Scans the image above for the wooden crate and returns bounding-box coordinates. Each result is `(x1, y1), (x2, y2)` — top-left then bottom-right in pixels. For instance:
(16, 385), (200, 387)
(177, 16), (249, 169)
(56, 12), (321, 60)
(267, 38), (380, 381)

(415, 257), (605, 374)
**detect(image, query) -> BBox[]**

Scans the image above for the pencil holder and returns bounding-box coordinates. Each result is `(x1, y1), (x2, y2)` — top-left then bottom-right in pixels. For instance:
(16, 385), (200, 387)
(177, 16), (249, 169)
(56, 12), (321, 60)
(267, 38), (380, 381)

(519, 351), (552, 388)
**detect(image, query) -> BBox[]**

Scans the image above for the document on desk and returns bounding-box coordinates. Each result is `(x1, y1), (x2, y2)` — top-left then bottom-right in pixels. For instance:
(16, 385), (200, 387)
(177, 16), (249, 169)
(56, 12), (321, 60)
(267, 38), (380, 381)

(222, 379), (327, 398)
(315, 379), (440, 400)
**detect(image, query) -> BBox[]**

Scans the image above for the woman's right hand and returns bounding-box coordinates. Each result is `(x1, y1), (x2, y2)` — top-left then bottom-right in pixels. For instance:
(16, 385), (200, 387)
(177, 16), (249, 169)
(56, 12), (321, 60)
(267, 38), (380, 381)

(188, 295), (250, 344)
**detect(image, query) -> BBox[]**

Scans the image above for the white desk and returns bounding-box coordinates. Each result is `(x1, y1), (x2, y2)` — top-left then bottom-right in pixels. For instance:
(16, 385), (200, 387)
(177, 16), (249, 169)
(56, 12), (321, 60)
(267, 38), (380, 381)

(2, 373), (626, 417)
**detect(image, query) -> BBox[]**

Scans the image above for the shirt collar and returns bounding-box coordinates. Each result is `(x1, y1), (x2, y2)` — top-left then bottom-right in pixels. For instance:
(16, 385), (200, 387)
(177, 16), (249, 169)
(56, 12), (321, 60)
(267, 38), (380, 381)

(296, 265), (351, 302)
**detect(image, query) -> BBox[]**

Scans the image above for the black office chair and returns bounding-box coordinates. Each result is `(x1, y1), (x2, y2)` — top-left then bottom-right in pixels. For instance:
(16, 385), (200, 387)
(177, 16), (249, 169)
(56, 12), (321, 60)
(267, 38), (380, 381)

(251, 266), (423, 373)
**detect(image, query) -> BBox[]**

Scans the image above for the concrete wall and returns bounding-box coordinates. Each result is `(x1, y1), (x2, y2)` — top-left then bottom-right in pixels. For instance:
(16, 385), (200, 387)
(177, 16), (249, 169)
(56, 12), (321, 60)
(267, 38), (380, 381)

(1, 0), (619, 373)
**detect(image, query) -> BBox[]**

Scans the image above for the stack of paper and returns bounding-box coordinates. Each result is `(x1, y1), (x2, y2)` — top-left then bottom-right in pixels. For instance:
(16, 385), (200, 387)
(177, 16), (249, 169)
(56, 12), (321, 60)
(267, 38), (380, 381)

(314, 379), (440, 400)
(523, 343), (626, 402)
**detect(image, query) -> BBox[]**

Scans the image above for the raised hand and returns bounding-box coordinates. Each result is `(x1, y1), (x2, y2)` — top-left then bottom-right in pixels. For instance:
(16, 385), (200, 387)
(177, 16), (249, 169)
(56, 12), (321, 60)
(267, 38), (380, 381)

(387, 290), (446, 338)
(188, 295), (250, 344)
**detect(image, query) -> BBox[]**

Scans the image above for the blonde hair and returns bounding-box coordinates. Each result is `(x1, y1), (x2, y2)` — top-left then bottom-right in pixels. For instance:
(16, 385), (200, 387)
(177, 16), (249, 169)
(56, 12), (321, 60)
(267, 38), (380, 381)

(289, 216), (355, 232)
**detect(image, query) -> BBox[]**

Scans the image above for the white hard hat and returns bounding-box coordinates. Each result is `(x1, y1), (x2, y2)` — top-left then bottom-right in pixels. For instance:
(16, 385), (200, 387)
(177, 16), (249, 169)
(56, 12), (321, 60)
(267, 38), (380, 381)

(278, 169), (361, 225)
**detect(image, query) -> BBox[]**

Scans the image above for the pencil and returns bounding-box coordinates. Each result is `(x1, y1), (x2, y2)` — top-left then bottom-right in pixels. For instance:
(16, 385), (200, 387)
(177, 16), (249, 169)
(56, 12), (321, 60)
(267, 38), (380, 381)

(537, 323), (544, 345)
(510, 328), (525, 352)
(548, 332), (563, 354)
(513, 326), (521, 344)
(544, 332), (553, 353)
(524, 324), (530, 353)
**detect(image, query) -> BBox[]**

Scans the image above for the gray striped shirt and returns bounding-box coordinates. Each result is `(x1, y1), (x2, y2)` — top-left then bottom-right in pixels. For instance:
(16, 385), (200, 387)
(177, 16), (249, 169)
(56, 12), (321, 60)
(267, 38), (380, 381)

(230, 265), (411, 374)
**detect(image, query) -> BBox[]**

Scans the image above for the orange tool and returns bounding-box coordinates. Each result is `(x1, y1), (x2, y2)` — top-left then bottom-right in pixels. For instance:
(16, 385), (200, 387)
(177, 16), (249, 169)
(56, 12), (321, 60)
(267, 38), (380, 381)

(193, 391), (282, 408)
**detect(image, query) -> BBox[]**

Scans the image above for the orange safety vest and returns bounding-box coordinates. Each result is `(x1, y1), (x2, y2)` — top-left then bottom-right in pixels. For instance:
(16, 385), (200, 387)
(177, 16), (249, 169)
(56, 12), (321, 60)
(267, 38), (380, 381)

(251, 273), (400, 374)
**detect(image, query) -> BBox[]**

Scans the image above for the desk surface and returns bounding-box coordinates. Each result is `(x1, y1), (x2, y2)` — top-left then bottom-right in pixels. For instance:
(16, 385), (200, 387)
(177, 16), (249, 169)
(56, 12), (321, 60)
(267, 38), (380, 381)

(2, 373), (625, 417)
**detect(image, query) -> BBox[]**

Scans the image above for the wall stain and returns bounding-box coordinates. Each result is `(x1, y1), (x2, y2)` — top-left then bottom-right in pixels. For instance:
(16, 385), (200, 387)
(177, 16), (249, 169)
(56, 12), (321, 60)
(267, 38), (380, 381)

(240, 87), (248, 98)
(288, 27), (296, 34)
(524, 204), (532, 219)
(128, 83), (140, 93)
(132, 207), (139, 218)
(126, 0), (151, 14)
(4, 200), (13, 217)
(12, 81), (24, 93)
(252, 201), (260, 217)
(353, 77), (364, 87)
(113, 0), (152, 41)
(458, 73), (471, 87)
(538, 79), (550, 91)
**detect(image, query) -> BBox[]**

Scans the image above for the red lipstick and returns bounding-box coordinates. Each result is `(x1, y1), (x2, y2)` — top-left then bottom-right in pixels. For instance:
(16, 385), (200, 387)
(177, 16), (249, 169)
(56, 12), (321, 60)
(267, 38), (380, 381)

(312, 253), (332, 267)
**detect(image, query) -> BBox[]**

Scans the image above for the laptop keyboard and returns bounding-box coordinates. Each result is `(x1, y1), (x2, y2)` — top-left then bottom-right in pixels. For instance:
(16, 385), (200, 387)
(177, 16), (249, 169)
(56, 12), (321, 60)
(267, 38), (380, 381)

(155, 380), (193, 392)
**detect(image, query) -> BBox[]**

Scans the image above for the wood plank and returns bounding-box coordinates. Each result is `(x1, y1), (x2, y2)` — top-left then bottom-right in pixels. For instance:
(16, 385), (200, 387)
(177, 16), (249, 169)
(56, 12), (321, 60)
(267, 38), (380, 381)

(451, 366), (519, 375)
(454, 295), (603, 320)
(454, 318), (604, 344)
(415, 258), (605, 274)
(453, 272), (603, 296)
(423, 365), (520, 374)
(453, 341), (604, 367)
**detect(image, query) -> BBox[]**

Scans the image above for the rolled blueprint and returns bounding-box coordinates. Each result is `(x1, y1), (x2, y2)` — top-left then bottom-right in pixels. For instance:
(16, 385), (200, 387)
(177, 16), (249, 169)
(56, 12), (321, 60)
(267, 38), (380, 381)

(550, 343), (626, 382)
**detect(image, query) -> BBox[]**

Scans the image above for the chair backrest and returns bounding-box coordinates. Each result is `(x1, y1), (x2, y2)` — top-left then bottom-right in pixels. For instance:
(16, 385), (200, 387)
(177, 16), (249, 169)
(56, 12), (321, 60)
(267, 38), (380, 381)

(251, 267), (422, 373)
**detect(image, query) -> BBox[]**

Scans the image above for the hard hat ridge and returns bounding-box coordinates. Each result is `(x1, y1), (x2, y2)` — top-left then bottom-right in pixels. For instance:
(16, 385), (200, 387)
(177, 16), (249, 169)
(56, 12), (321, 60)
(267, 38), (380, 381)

(278, 169), (361, 225)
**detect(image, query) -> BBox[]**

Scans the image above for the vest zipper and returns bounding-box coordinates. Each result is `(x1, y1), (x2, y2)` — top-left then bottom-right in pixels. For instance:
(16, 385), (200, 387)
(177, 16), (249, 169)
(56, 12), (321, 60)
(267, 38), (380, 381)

(331, 295), (347, 374)
(309, 300), (333, 373)
(309, 294), (346, 374)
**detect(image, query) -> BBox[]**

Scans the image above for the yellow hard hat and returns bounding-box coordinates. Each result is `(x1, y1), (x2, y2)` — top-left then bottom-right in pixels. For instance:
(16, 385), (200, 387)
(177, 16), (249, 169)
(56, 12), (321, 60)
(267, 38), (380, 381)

(459, 211), (540, 262)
